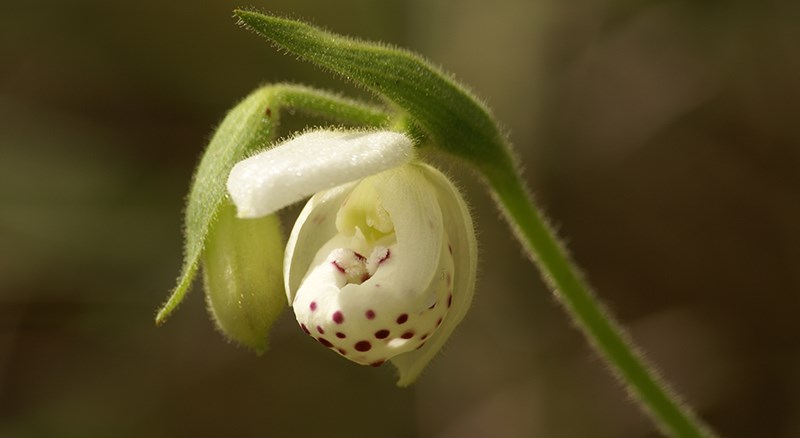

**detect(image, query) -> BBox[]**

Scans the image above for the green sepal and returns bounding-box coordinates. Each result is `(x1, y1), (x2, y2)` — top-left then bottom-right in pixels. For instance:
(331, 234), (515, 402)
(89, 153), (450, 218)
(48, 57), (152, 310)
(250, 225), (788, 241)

(203, 200), (284, 353)
(233, 10), (516, 177)
(156, 86), (278, 325)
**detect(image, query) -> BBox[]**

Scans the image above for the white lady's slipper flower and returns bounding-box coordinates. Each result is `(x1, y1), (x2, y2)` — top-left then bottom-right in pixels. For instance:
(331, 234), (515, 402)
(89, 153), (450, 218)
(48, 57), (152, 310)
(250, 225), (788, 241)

(227, 129), (477, 386)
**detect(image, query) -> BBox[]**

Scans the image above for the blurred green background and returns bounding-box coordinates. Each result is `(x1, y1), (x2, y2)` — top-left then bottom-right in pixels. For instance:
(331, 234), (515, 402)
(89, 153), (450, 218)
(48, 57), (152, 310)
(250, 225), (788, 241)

(1, 0), (799, 436)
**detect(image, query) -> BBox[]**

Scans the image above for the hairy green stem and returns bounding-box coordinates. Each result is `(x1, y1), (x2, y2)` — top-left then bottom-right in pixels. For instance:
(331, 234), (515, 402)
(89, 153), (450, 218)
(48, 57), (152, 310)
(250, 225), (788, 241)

(271, 84), (391, 127)
(484, 166), (713, 438)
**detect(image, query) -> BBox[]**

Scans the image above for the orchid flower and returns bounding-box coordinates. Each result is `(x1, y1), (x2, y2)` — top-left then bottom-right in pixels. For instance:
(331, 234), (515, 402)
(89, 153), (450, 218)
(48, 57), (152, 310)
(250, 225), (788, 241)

(226, 129), (477, 386)
(157, 11), (713, 436)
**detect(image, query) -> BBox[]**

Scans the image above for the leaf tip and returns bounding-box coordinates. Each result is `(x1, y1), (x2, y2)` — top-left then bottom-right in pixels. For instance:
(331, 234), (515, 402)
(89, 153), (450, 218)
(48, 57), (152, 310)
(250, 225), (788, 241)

(232, 8), (272, 28)
(155, 268), (197, 326)
(154, 306), (169, 326)
(154, 294), (177, 326)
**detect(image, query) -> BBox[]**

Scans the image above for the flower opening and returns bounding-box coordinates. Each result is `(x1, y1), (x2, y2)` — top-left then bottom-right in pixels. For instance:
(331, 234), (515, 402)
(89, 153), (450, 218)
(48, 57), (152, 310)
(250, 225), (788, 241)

(289, 165), (456, 366)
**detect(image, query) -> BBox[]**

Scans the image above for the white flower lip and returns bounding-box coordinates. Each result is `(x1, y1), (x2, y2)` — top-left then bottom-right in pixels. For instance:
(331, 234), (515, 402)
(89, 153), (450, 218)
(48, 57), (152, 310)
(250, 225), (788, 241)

(226, 130), (414, 218)
(285, 163), (477, 386)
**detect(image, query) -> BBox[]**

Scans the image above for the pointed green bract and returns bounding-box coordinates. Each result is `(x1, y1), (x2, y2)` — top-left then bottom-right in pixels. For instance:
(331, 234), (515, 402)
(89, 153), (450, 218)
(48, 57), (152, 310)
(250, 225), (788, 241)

(156, 86), (278, 325)
(233, 10), (516, 177)
(156, 84), (390, 324)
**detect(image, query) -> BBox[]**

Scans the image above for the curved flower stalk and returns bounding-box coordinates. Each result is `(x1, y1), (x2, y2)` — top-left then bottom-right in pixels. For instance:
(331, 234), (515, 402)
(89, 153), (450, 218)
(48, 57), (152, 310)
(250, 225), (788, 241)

(228, 129), (477, 386)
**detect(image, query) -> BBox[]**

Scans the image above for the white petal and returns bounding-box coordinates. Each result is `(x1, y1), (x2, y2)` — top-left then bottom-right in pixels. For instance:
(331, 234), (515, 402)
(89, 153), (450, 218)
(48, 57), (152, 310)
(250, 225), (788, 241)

(227, 130), (414, 218)
(390, 163), (477, 387)
(289, 165), (449, 366)
(283, 182), (357, 303)
(362, 165), (444, 307)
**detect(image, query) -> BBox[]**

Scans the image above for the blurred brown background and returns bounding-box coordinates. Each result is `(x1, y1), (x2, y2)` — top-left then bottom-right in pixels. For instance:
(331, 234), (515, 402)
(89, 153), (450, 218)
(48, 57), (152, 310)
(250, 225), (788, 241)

(1, 0), (798, 436)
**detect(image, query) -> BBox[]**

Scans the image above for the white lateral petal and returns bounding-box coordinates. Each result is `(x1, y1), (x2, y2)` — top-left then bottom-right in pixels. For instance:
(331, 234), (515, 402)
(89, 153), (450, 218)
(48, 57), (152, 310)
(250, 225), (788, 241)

(391, 164), (477, 387)
(288, 164), (449, 367)
(363, 165), (443, 307)
(227, 130), (414, 218)
(283, 182), (357, 303)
